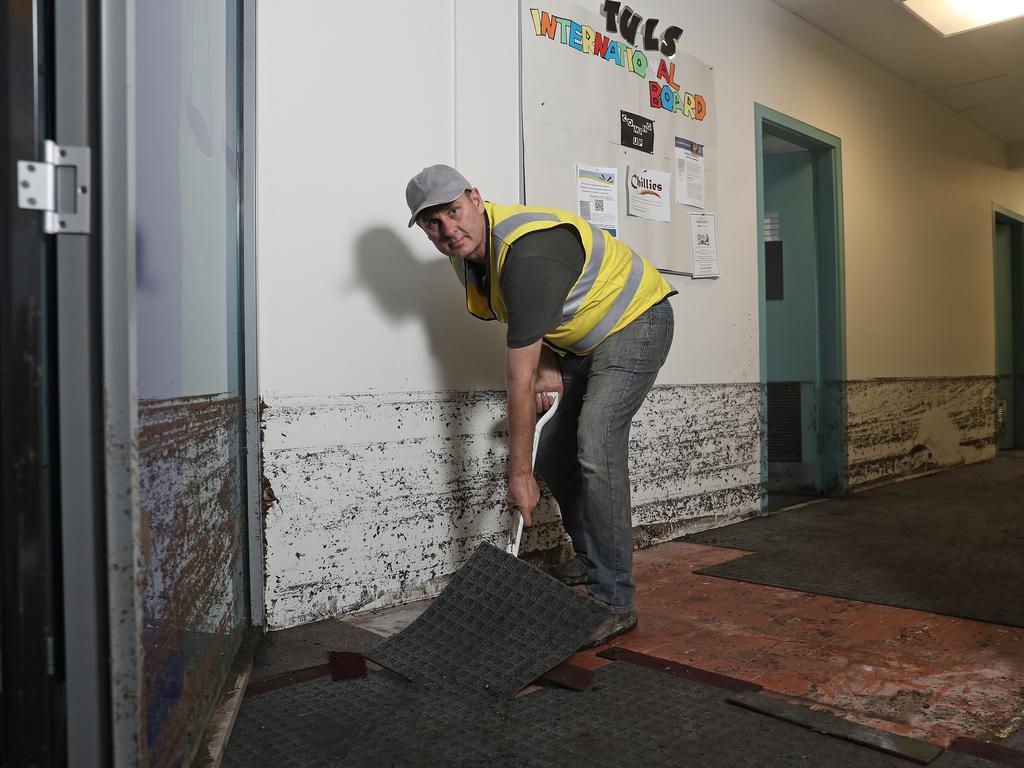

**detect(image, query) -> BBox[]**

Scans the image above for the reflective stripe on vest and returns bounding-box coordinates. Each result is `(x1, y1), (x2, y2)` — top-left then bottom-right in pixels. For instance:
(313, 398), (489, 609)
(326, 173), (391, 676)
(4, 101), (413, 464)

(561, 224), (605, 324)
(571, 248), (644, 352)
(491, 212), (560, 258)
(494, 215), (609, 329)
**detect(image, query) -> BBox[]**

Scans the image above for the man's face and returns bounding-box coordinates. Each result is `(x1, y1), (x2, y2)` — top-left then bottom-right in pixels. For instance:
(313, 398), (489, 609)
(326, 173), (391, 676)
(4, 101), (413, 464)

(417, 189), (487, 263)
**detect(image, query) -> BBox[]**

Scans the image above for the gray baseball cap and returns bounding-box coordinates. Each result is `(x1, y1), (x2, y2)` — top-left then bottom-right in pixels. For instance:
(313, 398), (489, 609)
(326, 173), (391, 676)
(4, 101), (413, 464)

(406, 164), (472, 227)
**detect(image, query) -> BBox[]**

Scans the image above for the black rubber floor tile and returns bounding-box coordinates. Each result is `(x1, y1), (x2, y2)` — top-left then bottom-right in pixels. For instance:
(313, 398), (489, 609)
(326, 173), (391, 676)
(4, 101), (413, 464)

(364, 542), (607, 697)
(949, 737), (1024, 768)
(516, 663), (999, 768)
(224, 671), (540, 768)
(683, 455), (1024, 627)
(223, 662), (1001, 767)
(729, 690), (943, 764)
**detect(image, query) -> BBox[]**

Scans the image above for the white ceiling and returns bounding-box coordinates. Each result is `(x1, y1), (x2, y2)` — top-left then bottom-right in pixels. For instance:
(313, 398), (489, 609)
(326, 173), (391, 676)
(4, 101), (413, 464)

(772, 0), (1024, 166)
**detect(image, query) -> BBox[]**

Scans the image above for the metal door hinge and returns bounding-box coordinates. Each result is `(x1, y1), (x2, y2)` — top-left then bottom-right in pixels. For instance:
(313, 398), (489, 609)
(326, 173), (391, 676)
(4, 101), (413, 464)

(17, 140), (91, 234)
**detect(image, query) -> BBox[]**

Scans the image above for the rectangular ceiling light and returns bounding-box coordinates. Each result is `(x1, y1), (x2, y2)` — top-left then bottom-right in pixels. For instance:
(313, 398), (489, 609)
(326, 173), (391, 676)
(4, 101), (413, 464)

(901, 0), (1024, 36)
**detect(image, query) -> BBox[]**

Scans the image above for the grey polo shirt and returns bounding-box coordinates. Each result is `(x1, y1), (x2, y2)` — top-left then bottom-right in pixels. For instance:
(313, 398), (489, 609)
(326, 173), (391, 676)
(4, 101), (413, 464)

(500, 225), (585, 348)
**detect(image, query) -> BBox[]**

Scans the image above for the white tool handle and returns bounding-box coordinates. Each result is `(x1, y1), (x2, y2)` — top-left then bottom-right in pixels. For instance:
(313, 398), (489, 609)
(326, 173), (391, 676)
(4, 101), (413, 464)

(508, 392), (560, 558)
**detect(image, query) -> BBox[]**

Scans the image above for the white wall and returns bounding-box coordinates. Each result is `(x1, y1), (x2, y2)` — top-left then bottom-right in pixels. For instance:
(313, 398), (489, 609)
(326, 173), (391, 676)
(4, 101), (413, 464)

(257, 0), (1024, 628)
(258, 0), (521, 398)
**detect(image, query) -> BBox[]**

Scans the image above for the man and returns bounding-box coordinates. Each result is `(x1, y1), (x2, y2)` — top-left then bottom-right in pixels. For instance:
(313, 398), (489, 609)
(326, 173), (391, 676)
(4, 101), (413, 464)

(406, 164), (674, 647)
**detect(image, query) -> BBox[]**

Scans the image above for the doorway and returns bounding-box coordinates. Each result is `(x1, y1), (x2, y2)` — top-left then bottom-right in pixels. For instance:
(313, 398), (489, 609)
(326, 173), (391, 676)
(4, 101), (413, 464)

(3, 1), (259, 764)
(994, 206), (1024, 450)
(755, 105), (847, 509)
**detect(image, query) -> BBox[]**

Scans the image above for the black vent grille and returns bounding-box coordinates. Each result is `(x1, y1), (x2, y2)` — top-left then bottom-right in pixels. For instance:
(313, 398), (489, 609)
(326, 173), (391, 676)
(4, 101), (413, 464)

(765, 241), (784, 301)
(767, 382), (802, 463)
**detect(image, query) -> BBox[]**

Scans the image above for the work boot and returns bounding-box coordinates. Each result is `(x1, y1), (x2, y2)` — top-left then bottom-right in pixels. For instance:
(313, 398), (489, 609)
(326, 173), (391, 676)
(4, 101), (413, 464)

(543, 556), (588, 586)
(579, 606), (638, 650)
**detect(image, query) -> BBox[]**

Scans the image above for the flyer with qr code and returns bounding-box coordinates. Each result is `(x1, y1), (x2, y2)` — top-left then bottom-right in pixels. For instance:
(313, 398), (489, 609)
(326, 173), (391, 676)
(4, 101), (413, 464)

(575, 164), (619, 236)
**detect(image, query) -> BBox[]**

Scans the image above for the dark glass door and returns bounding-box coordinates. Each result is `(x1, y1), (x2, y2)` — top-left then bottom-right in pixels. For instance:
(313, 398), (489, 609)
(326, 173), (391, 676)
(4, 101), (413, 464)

(1, 1), (64, 765)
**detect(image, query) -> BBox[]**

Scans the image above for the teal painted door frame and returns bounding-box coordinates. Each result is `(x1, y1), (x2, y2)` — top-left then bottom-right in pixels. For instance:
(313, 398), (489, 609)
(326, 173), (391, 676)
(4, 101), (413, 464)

(755, 104), (847, 505)
(993, 205), (1024, 449)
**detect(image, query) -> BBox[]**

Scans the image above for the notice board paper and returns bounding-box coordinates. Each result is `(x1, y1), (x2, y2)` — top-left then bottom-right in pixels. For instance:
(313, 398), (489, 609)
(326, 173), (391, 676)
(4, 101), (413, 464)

(688, 212), (719, 278)
(675, 137), (705, 209)
(627, 167), (671, 223)
(621, 110), (655, 154)
(576, 164), (619, 235)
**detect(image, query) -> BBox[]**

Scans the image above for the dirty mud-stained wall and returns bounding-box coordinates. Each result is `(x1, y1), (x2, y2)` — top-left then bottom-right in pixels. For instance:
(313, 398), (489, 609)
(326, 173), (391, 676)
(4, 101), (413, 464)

(261, 391), (516, 628)
(628, 384), (762, 541)
(138, 394), (246, 767)
(261, 383), (761, 628)
(847, 378), (996, 488)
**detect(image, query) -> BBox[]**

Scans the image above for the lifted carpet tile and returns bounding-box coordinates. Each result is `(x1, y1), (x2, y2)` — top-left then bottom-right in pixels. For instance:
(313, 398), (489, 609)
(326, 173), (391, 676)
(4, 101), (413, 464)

(365, 542), (607, 697)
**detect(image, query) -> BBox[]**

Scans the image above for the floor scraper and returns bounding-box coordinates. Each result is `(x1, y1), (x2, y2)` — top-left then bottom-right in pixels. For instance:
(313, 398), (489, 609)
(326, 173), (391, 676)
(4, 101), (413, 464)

(506, 392), (560, 558)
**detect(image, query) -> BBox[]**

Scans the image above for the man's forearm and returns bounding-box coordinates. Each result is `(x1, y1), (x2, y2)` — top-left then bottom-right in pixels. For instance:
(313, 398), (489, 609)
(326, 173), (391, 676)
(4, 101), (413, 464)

(506, 342), (544, 477)
(505, 341), (544, 521)
(506, 376), (536, 477)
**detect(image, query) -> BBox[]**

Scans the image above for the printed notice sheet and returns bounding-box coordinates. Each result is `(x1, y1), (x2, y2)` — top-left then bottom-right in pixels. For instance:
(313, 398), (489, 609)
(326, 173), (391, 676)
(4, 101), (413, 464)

(675, 137), (705, 209)
(626, 167), (671, 223)
(576, 165), (619, 235)
(688, 212), (720, 278)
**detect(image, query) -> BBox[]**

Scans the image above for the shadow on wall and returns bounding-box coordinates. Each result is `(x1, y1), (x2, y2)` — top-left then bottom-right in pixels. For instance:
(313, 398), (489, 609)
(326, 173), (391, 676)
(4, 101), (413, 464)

(354, 227), (516, 555)
(353, 227), (505, 390)
(354, 226), (570, 560)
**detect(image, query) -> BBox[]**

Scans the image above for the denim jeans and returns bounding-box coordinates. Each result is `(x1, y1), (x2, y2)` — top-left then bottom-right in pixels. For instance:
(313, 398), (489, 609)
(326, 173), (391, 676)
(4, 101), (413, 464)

(535, 299), (674, 610)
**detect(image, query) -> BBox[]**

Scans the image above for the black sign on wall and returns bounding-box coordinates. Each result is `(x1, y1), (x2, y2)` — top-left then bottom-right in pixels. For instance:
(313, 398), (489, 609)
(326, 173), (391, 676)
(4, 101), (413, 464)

(620, 110), (654, 154)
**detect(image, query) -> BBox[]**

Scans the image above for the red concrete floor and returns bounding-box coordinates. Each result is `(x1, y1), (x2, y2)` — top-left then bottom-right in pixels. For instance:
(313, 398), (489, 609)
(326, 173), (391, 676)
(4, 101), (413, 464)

(569, 541), (1024, 747)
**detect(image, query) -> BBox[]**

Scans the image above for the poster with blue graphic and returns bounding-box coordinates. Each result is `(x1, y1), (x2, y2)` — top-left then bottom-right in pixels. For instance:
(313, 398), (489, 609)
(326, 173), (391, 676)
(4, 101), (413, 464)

(576, 164), (620, 234)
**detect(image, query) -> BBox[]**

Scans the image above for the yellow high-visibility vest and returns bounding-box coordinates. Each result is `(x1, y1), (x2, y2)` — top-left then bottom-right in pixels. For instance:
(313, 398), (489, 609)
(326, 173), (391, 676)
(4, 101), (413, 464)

(450, 202), (673, 355)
